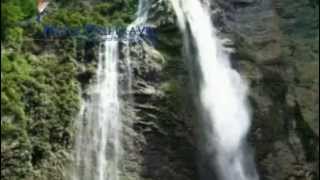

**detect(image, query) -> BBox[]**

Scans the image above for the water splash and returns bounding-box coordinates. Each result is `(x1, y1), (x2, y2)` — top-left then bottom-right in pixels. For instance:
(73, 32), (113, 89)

(169, 0), (259, 179)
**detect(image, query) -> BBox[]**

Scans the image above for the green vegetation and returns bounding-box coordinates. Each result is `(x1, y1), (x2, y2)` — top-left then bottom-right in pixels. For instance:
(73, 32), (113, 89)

(1, 0), (138, 179)
(43, 1), (136, 28)
(1, 0), (36, 41)
(1, 51), (80, 180)
(1, 53), (33, 179)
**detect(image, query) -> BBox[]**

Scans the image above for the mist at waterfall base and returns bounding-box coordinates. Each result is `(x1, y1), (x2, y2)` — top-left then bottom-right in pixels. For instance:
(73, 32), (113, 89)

(169, 0), (259, 180)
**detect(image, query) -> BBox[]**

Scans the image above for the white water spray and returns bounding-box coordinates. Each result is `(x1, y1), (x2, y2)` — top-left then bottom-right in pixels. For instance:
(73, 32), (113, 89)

(73, 37), (121, 180)
(169, 0), (259, 179)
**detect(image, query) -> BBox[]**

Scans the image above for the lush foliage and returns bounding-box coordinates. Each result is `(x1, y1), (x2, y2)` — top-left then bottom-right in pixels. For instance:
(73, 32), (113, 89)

(1, 0), (138, 179)
(1, 0), (36, 41)
(42, 0), (137, 32)
(1, 51), (80, 179)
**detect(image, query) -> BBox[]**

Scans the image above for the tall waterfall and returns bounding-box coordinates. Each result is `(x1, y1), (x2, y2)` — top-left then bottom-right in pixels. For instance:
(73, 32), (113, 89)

(169, 0), (259, 180)
(72, 0), (151, 179)
(73, 37), (121, 180)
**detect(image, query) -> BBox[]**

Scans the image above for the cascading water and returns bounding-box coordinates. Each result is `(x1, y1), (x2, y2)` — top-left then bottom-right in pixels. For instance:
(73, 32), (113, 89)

(73, 1), (151, 179)
(125, 0), (151, 94)
(73, 37), (121, 180)
(169, 0), (259, 179)
(132, 0), (151, 26)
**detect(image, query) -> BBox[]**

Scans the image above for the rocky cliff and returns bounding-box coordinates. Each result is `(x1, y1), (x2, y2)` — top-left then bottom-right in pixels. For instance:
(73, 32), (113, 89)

(214, 0), (319, 179)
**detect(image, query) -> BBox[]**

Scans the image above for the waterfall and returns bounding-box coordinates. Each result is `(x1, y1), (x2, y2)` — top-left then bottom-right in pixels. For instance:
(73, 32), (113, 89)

(73, 37), (121, 180)
(169, 0), (259, 180)
(132, 0), (151, 26)
(125, 0), (151, 94)
(72, 0), (151, 179)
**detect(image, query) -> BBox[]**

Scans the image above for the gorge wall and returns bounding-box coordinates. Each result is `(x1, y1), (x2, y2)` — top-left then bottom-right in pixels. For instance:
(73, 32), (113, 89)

(1, 0), (318, 180)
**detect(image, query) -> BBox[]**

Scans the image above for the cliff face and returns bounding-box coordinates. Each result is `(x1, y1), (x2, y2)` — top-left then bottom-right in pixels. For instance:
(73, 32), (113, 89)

(1, 0), (318, 180)
(214, 0), (319, 179)
(121, 0), (319, 179)
(117, 2), (198, 180)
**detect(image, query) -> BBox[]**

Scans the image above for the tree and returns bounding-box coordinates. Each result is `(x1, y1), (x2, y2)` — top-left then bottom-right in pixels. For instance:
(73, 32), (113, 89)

(1, 0), (36, 41)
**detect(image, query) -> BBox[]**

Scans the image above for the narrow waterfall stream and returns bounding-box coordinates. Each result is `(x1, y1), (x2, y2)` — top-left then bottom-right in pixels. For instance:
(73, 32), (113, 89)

(73, 0), (149, 179)
(73, 38), (121, 180)
(125, 0), (151, 95)
(169, 0), (259, 180)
